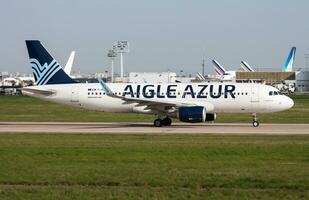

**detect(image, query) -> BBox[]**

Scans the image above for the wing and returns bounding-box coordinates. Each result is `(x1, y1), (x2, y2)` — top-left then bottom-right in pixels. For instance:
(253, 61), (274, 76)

(97, 78), (214, 113)
(21, 87), (55, 96)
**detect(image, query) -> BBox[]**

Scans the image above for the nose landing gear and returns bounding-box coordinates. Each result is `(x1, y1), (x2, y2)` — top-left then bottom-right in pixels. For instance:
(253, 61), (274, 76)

(252, 113), (259, 127)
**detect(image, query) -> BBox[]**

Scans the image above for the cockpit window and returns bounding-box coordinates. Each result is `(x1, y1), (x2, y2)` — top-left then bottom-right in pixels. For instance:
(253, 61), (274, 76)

(269, 91), (273, 96)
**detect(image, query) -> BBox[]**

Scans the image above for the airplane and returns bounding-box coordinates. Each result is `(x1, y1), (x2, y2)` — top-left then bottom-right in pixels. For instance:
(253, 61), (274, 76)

(212, 59), (236, 81)
(239, 47), (296, 72)
(240, 61), (255, 72)
(64, 51), (76, 76)
(22, 40), (294, 127)
(282, 47), (296, 72)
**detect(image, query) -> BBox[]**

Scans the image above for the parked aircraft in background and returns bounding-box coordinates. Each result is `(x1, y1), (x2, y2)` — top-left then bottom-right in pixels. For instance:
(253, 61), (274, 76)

(22, 40), (294, 127)
(240, 61), (255, 72)
(64, 51), (75, 76)
(239, 47), (296, 72)
(212, 59), (236, 81)
(282, 47), (296, 72)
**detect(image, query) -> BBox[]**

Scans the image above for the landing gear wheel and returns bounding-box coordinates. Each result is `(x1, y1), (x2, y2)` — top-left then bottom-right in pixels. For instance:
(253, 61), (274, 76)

(162, 117), (172, 126)
(252, 121), (259, 127)
(252, 113), (259, 127)
(154, 119), (163, 127)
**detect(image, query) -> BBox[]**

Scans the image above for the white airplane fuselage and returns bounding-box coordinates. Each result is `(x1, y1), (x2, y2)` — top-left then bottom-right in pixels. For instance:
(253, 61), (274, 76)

(22, 82), (294, 116)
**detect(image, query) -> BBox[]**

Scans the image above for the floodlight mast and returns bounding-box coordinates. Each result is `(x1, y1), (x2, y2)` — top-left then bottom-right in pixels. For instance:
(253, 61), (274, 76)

(107, 49), (117, 82)
(113, 41), (130, 79)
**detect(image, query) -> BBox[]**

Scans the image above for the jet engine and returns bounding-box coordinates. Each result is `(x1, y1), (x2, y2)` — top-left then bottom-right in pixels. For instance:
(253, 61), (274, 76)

(178, 106), (206, 123)
(178, 106), (216, 123)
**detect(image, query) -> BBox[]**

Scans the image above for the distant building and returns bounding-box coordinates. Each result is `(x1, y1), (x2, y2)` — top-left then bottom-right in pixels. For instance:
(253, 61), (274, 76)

(295, 71), (309, 92)
(236, 72), (295, 84)
(128, 72), (177, 83)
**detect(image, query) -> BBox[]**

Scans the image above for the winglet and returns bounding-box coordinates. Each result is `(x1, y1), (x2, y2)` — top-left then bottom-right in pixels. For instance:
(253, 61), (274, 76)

(97, 78), (113, 95)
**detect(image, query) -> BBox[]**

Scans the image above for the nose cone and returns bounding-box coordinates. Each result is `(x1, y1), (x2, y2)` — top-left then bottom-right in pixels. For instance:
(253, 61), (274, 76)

(283, 96), (294, 110)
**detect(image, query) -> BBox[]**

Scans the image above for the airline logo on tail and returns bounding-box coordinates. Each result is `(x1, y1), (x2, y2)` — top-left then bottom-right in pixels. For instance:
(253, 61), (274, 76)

(282, 47), (296, 72)
(240, 61), (255, 72)
(212, 60), (226, 76)
(26, 40), (77, 85)
(30, 58), (62, 85)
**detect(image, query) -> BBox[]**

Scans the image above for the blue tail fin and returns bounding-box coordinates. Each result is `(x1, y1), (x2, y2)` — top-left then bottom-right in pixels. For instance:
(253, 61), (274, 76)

(282, 47), (296, 72)
(25, 40), (77, 85)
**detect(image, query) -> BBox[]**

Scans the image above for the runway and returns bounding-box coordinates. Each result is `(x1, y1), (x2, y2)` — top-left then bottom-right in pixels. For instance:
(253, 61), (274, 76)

(0, 122), (308, 134)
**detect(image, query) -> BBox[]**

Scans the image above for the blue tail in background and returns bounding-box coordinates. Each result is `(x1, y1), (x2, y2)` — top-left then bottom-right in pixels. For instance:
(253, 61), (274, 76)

(282, 47), (296, 72)
(25, 40), (77, 85)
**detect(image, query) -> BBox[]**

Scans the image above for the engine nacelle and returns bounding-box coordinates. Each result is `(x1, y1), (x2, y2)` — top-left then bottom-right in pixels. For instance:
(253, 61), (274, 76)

(178, 106), (206, 123)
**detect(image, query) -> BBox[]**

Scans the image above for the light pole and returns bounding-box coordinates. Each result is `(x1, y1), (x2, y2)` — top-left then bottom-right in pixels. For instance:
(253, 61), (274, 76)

(113, 41), (130, 79)
(202, 57), (205, 77)
(305, 54), (309, 71)
(107, 49), (117, 82)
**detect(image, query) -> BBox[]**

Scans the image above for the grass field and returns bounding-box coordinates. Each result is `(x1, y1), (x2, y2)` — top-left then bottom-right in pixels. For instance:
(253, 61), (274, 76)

(0, 94), (309, 123)
(0, 134), (308, 199)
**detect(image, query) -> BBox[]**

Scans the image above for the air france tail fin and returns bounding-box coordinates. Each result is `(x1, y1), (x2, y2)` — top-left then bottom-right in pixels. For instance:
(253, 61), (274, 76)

(196, 72), (206, 81)
(25, 40), (77, 85)
(64, 51), (75, 76)
(212, 59), (226, 76)
(241, 61), (255, 72)
(282, 47), (296, 72)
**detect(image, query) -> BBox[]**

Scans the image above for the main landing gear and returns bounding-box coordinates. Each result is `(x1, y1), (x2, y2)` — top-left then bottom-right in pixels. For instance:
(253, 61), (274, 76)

(153, 117), (172, 127)
(252, 113), (259, 127)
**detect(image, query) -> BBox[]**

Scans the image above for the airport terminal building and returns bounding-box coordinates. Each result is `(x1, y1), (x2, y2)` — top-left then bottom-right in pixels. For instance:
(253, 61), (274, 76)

(236, 72), (295, 84)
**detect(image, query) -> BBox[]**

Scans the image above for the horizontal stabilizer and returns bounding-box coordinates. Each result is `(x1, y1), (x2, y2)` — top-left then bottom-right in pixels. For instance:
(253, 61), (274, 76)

(21, 88), (55, 96)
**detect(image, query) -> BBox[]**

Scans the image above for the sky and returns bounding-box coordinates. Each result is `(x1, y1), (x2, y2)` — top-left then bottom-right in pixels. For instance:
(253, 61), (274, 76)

(0, 0), (309, 75)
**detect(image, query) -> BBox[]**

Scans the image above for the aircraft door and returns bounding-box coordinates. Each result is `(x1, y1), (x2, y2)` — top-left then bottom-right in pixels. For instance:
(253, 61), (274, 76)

(251, 84), (259, 102)
(71, 86), (79, 102)
(251, 84), (259, 111)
